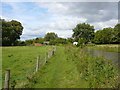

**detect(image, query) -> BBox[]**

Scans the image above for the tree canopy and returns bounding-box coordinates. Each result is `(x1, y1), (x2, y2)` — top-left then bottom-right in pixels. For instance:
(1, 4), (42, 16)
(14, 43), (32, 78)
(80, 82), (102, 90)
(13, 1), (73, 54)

(44, 32), (58, 41)
(1, 18), (119, 46)
(94, 25), (120, 44)
(94, 28), (114, 44)
(72, 23), (95, 44)
(2, 19), (23, 46)
(113, 24), (120, 43)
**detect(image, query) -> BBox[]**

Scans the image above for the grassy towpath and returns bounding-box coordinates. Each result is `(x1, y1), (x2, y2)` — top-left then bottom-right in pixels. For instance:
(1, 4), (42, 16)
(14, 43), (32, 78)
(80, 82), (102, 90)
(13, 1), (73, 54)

(30, 46), (85, 88)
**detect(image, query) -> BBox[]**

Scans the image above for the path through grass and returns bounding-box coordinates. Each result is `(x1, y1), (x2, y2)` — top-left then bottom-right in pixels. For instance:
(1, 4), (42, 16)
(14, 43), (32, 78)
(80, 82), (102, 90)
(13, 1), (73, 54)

(27, 47), (87, 88)
(2, 46), (119, 88)
(26, 46), (118, 88)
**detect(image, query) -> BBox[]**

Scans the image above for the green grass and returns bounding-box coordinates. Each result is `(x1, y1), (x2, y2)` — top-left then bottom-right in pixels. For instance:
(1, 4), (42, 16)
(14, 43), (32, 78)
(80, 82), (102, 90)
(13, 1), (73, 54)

(24, 46), (85, 88)
(89, 44), (120, 53)
(24, 46), (119, 88)
(2, 46), (119, 88)
(65, 46), (119, 88)
(2, 46), (53, 88)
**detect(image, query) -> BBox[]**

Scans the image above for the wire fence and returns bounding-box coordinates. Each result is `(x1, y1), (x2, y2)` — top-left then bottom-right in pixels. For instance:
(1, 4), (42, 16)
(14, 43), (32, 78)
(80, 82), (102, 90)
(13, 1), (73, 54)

(3, 46), (57, 89)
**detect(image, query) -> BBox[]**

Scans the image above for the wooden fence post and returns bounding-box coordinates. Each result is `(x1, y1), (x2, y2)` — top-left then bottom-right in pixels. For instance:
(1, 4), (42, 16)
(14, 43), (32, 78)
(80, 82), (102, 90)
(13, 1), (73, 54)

(4, 70), (10, 89)
(45, 53), (47, 63)
(36, 56), (40, 72)
(47, 52), (49, 59)
(54, 46), (56, 52)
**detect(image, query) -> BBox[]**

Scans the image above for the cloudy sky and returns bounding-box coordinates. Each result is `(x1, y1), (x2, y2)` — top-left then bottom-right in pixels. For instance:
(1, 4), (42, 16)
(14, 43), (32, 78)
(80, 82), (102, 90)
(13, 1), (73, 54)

(1, 1), (118, 41)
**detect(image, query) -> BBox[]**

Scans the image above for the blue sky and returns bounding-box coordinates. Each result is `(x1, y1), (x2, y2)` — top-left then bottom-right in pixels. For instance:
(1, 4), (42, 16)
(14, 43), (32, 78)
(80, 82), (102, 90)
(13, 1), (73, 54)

(1, 1), (118, 41)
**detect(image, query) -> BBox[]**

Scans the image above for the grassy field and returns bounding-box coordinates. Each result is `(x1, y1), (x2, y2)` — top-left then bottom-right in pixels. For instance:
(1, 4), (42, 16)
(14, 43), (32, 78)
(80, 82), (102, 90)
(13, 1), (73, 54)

(2, 46), (53, 87)
(89, 44), (120, 53)
(2, 45), (119, 88)
(23, 46), (119, 88)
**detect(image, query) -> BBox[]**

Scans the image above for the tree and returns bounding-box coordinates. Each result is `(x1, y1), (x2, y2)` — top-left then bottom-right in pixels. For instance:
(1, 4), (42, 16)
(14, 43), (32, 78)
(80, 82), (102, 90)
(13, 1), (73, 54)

(49, 37), (67, 45)
(78, 38), (85, 45)
(72, 23), (95, 44)
(25, 39), (34, 45)
(49, 40), (57, 45)
(2, 19), (23, 46)
(44, 32), (58, 41)
(34, 37), (44, 44)
(94, 28), (114, 44)
(15, 41), (26, 46)
(56, 37), (67, 44)
(67, 38), (74, 43)
(113, 24), (120, 43)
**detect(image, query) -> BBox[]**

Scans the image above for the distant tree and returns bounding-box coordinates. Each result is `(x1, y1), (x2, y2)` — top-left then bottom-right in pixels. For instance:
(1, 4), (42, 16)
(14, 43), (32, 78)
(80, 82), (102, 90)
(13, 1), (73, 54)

(94, 28), (114, 44)
(49, 37), (67, 45)
(67, 38), (74, 43)
(25, 39), (34, 45)
(72, 23), (95, 44)
(49, 40), (56, 45)
(113, 24), (120, 43)
(15, 41), (26, 46)
(56, 38), (67, 44)
(34, 37), (44, 44)
(2, 19), (23, 46)
(44, 32), (58, 41)
(78, 38), (85, 45)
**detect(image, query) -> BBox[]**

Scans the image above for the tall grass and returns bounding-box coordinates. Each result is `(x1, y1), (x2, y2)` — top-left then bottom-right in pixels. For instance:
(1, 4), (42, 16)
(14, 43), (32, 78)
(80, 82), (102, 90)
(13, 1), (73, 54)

(65, 46), (119, 88)
(89, 44), (120, 53)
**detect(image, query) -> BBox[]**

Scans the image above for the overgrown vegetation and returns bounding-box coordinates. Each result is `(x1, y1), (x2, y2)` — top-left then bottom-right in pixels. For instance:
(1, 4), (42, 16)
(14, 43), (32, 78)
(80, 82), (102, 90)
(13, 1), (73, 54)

(65, 46), (119, 88)
(88, 44), (120, 53)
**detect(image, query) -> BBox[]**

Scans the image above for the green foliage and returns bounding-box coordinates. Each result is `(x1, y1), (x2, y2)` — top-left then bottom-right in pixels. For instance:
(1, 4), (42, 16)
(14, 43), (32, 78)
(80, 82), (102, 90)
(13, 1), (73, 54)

(2, 19), (23, 46)
(94, 24), (120, 44)
(78, 38), (85, 46)
(49, 40), (56, 45)
(65, 47), (119, 88)
(15, 41), (26, 46)
(34, 37), (44, 44)
(89, 45), (119, 53)
(44, 32), (58, 41)
(67, 38), (74, 43)
(72, 23), (95, 44)
(94, 28), (114, 44)
(24, 38), (44, 46)
(49, 37), (67, 45)
(113, 24), (120, 43)
(25, 39), (34, 46)
(56, 38), (67, 44)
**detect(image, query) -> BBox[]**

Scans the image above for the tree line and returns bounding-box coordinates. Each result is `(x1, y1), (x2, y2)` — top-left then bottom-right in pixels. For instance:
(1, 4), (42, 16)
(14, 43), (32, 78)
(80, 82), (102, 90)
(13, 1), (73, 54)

(17, 33), (71, 46)
(1, 18), (120, 46)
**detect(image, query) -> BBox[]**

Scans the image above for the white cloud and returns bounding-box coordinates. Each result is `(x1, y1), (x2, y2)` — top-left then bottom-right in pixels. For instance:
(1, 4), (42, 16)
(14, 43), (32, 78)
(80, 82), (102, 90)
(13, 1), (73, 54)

(91, 19), (118, 30)
(2, 0), (120, 2)
(2, 2), (118, 40)
(38, 16), (87, 30)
